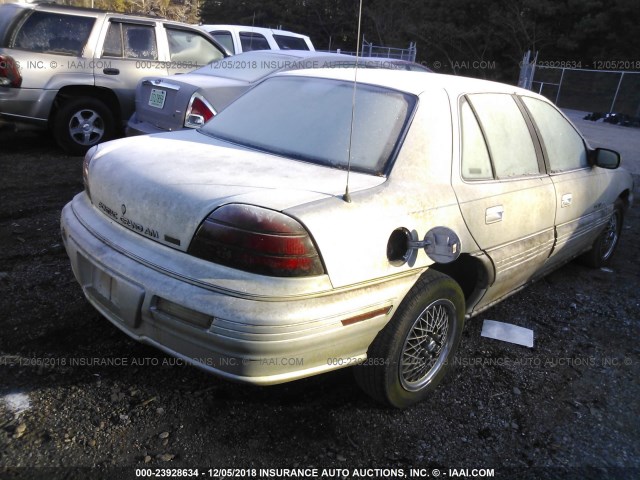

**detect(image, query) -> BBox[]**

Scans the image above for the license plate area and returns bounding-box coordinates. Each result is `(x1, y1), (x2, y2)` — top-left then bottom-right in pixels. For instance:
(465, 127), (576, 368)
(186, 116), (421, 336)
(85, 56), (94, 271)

(77, 253), (145, 328)
(148, 88), (167, 109)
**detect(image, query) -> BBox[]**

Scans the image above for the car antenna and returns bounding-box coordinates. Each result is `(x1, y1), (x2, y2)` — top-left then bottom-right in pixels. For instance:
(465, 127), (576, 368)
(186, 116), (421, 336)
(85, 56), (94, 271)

(249, 12), (256, 50)
(343, 0), (364, 204)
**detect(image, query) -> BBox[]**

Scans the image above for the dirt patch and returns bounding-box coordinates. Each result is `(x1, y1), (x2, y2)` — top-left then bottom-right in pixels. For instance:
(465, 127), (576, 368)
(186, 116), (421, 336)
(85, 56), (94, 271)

(0, 130), (639, 480)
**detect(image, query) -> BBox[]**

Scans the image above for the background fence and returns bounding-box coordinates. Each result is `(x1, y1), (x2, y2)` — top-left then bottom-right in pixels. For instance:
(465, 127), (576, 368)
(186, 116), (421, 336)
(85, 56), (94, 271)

(329, 36), (417, 62)
(520, 55), (640, 117)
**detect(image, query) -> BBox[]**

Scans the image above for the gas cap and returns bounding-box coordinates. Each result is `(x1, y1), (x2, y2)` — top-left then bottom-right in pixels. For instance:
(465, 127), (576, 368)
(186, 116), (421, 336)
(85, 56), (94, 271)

(407, 226), (461, 264)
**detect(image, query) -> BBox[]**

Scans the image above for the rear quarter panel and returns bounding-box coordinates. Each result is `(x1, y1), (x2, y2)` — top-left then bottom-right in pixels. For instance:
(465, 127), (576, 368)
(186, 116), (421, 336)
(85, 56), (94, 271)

(286, 88), (478, 288)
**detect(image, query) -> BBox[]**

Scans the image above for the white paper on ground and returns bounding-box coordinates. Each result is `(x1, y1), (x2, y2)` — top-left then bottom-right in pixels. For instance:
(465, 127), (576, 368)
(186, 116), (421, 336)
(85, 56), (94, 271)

(481, 320), (534, 348)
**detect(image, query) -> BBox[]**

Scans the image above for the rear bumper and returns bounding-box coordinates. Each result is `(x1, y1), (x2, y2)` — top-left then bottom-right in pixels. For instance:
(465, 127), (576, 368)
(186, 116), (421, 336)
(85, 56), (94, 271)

(61, 193), (420, 384)
(126, 112), (182, 136)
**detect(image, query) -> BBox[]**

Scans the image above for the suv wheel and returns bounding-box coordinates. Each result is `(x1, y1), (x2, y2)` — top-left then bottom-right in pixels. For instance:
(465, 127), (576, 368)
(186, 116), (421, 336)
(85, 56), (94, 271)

(53, 97), (115, 155)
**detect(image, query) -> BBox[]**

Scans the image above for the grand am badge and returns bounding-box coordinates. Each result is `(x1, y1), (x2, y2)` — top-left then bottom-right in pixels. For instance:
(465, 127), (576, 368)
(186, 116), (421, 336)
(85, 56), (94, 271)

(98, 201), (159, 239)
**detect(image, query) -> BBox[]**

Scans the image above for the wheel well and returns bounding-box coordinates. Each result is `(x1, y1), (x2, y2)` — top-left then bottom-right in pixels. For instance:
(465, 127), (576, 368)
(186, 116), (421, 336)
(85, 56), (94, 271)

(51, 86), (122, 125)
(618, 189), (632, 211)
(429, 253), (490, 306)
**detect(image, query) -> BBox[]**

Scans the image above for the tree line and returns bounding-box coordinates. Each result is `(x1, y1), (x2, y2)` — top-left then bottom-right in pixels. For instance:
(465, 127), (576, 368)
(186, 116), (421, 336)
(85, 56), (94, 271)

(59, 0), (639, 82)
(200, 0), (639, 82)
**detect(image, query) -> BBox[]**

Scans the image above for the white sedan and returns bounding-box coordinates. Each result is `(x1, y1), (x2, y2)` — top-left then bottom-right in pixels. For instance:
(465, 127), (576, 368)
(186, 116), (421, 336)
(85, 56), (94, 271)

(61, 68), (633, 407)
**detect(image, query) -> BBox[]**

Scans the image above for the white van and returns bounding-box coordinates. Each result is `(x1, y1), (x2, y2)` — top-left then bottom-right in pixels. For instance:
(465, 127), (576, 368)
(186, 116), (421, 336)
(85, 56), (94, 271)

(199, 24), (314, 54)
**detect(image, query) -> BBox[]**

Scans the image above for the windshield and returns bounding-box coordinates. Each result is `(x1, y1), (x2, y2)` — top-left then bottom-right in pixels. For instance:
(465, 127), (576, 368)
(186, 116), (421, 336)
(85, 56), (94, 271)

(201, 76), (415, 175)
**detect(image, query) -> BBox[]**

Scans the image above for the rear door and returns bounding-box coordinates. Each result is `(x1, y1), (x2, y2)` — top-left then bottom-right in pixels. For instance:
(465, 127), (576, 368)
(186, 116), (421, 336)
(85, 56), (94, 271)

(519, 95), (609, 263)
(452, 93), (556, 308)
(95, 19), (162, 121)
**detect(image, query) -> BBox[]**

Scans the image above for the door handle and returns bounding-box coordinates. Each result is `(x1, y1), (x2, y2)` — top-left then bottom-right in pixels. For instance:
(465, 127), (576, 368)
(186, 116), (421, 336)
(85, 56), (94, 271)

(561, 193), (573, 208)
(103, 68), (120, 75)
(485, 205), (504, 224)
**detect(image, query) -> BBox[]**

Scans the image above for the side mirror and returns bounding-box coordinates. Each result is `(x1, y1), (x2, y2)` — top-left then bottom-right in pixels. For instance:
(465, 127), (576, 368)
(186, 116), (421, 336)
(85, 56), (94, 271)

(592, 148), (621, 169)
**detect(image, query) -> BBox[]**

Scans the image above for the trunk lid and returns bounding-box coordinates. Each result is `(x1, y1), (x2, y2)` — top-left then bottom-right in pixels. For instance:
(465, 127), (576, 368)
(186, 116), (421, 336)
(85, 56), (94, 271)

(87, 130), (385, 251)
(134, 74), (247, 131)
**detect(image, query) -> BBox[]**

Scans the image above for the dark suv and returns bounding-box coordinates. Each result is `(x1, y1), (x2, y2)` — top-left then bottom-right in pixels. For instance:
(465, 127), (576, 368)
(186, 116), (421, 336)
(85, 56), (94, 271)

(0, 2), (227, 154)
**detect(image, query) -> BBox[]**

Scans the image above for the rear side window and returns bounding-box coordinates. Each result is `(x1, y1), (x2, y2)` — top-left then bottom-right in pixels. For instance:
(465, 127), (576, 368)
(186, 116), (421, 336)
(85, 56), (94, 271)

(102, 22), (157, 60)
(273, 34), (309, 50)
(11, 11), (94, 56)
(467, 93), (539, 179)
(210, 31), (234, 54)
(460, 100), (493, 180)
(521, 96), (588, 173)
(166, 28), (224, 65)
(239, 32), (270, 52)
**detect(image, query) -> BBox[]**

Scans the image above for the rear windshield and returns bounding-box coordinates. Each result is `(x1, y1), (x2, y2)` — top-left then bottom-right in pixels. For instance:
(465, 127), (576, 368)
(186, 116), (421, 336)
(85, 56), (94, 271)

(201, 76), (415, 175)
(273, 34), (309, 50)
(11, 11), (95, 56)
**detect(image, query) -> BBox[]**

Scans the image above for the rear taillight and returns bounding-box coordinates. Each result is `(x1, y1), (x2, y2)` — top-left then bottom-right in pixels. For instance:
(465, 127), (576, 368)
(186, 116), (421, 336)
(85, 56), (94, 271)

(184, 93), (215, 128)
(0, 55), (22, 88)
(188, 204), (325, 277)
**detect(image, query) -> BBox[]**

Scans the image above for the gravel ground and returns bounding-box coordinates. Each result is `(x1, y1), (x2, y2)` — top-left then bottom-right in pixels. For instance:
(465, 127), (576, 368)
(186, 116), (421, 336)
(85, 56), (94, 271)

(0, 126), (639, 480)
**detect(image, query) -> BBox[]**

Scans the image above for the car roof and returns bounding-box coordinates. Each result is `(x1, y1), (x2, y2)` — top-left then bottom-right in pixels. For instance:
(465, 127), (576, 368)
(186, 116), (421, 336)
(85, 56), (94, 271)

(208, 49), (409, 62)
(279, 68), (538, 98)
(201, 24), (310, 39)
(189, 51), (429, 81)
(29, 2), (156, 17)
(193, 50), (427, 71)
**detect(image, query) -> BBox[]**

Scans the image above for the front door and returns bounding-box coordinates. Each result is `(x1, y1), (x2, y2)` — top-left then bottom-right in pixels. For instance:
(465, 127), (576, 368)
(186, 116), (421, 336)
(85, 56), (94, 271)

(519, 96), (609, 265)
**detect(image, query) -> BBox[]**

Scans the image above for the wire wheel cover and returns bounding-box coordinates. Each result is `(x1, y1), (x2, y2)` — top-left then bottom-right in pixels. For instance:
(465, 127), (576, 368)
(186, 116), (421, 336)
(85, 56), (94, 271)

(600, 212), (619, 261)
(400, 299), (454, 391)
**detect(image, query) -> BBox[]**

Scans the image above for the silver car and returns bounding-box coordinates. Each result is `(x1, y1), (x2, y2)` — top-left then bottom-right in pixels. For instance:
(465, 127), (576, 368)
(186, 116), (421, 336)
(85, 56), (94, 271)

(127, 50), (429, 135)
(61, 69), (634, 408)
(0, 2), (227, 154)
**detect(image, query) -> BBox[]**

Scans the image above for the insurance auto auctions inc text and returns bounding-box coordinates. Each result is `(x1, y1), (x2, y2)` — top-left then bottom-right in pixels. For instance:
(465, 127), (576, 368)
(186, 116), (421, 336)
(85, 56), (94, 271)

(195, 467), (495, 478)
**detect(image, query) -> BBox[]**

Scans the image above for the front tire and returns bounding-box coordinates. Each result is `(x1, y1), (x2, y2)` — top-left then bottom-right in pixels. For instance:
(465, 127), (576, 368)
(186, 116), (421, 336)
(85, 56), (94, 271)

(354, 270), (465, 408)
(53, 97), (115, 155)
(581, 200), (624, 268)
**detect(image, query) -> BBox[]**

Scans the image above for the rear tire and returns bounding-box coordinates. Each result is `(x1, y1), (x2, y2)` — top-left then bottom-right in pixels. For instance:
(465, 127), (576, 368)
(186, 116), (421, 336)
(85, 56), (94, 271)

(53, 97), (115, 155)
(354, 270), (465, 408)
(581, 200), (624, 268)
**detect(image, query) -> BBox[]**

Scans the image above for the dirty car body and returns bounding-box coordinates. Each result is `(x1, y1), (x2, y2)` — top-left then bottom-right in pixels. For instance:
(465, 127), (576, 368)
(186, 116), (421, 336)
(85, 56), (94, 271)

(61, 69), (634, 407)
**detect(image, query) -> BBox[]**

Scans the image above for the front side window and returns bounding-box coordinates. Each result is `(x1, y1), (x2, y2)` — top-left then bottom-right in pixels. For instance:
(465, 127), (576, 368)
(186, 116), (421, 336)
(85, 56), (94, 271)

(210, 31), (234, 54)
(273, 34), (309, 50)
(521, 96), (588, 173)
(467, 93), (539, 179)
(166, 28), (224, 65)
(202, 76), (415, 175)
(103, 22), (157, 60)
(239, 32), (270, 52)
(11, 11), (94, 56)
